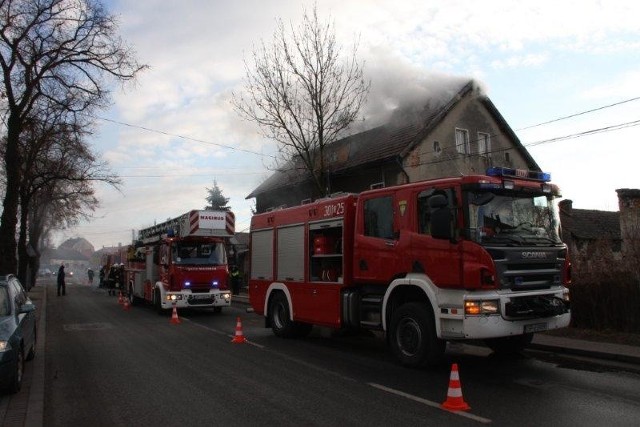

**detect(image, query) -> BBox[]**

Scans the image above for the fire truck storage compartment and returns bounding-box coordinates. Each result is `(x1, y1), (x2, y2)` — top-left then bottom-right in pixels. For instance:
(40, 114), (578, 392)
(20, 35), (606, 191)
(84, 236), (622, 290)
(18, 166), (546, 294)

(309, 219), (343, 282)
(277, 224), (305, 281)
(251, 229), (274, 280)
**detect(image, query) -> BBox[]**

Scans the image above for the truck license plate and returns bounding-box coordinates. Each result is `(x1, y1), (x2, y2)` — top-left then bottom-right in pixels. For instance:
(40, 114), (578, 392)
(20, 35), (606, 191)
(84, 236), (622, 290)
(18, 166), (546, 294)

(524, 322), (548, 333)
(191, 294), (210, 300)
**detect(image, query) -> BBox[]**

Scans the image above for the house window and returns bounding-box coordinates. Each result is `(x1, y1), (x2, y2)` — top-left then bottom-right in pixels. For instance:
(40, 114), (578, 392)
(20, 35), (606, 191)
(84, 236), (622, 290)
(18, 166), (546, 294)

(363, 196), (394, 239)
(478, 132), (491, 158)
(433, 141), (441, 157)
(504, 152), (511, 164)
(455, 128), (470, 155)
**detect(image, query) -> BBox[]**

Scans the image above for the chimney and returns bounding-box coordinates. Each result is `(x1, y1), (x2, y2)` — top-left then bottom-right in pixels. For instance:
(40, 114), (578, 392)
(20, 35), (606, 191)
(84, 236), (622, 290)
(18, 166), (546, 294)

(558, 199), (574, 249)
(558, 199), (573, 215)
(616, 188), (640, 259)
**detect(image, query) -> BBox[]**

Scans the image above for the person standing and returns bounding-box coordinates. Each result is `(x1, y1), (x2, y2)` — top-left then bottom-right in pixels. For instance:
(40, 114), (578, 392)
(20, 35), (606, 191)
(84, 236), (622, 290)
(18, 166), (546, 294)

(57, 264), (66, 296)
(87, 268), (94, 286)
(99, 265), (106, 288)
(230, 265), (241, 296)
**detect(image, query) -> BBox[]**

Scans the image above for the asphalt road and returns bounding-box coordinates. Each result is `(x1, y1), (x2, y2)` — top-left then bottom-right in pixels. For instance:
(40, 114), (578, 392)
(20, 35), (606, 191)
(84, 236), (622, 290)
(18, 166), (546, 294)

(37, 283), (640, 426)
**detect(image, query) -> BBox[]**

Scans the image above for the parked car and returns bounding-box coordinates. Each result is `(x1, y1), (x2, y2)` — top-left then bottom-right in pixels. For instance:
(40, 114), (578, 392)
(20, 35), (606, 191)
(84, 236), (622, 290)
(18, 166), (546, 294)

(37, 267), (52, 277)
(0, 274), (37, 394)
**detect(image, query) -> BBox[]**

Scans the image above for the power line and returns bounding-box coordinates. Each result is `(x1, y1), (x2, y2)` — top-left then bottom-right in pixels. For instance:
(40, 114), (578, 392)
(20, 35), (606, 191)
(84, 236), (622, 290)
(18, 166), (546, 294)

(516, 96), (640, 131)
(118, 172), (265, 178)
(526, 119), (640, 147)
(93, 115), (277, 160)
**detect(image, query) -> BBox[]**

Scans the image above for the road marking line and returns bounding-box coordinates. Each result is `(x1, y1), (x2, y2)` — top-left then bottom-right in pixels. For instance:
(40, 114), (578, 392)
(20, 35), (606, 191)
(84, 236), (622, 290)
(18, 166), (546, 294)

(368, 382), (492, 424)
(189, 316), (487, 420)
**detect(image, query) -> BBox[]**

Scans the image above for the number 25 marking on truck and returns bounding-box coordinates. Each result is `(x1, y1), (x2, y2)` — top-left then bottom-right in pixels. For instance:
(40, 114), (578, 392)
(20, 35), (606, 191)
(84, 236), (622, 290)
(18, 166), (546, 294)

(324, 202), (344, 217)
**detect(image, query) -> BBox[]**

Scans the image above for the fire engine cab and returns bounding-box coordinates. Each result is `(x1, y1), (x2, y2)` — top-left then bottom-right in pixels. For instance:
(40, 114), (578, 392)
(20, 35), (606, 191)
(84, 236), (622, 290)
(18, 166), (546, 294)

(125, 210), (235, 313)
(249, 168), (571, 367)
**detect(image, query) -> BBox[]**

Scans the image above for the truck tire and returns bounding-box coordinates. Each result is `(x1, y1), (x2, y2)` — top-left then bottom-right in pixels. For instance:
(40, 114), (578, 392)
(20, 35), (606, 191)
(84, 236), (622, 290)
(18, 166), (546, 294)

(154, 289), (165, 315)
(128, 284), (141, 306)
(485, 333), (534, 355)
(269, 292), (298, 338)
(388, 302), (445, 368)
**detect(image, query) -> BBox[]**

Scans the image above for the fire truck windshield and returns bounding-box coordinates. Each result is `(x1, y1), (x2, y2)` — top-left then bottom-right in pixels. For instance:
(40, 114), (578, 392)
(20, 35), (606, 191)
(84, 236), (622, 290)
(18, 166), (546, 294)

(172, 242), (226, 266)
(467, 191), (562, 246)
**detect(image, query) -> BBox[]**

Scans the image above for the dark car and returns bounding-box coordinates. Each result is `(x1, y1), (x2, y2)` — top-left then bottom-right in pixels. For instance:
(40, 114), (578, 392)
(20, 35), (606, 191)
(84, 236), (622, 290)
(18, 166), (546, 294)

(0, 274), (37, 394)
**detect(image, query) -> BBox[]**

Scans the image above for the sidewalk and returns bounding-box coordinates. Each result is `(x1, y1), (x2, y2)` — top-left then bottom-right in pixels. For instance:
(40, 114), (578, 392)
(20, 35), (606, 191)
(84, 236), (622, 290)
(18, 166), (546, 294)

(531, 333), (640, 365)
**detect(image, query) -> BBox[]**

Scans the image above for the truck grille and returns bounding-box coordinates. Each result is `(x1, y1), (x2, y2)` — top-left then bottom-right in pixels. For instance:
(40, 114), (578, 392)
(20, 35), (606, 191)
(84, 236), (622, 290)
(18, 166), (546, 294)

(505, 295), (569, 319)
(486, 247), (565, 290)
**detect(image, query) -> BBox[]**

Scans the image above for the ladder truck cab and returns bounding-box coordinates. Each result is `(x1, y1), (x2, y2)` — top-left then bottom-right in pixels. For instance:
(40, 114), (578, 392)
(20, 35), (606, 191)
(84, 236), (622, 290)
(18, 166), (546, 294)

(125, 210), (235, 313)
(249, 167), (571, 367)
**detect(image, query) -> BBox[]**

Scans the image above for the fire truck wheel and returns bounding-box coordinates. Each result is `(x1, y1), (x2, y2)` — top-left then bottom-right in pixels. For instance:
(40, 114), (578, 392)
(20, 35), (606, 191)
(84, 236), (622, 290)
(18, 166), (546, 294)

(269, 292), (298, 338)
(484, 333), (534, 355)
(128, 285), (140, 306)
(389, 302), (445, 368)
(154, 289), (166, 315)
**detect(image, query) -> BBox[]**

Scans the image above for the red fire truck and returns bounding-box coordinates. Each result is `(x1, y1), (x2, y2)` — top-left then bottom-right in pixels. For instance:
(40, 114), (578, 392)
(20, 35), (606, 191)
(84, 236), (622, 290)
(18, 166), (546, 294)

(249, 167), (571, 366)
(125, 210), (235, 313)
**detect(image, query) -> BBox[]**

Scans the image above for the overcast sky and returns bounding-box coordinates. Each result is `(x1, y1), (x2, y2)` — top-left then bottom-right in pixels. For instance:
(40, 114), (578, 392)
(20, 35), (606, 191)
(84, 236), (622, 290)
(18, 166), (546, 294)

(59, 0), (640, 250)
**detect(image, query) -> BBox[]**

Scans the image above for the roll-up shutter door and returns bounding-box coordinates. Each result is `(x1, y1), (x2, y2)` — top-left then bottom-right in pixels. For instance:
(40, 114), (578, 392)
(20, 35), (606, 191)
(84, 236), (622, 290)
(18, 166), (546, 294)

(277, 224), (304, 281)
(250, 229), (273, 280)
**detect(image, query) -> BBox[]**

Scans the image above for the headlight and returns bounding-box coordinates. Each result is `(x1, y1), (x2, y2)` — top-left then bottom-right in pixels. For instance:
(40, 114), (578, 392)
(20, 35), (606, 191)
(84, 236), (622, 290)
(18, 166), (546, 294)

(223, 293), (230, 301)
(465, 300), (499, 315)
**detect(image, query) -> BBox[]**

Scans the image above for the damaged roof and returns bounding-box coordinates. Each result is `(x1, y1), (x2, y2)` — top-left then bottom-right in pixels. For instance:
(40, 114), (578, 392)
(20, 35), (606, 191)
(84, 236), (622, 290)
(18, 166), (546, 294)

(247, 79), (538, 199)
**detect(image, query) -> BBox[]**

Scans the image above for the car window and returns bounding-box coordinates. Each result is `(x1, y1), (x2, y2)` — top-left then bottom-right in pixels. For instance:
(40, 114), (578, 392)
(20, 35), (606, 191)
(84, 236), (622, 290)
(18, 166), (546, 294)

(0, 287), (9, 316)
(9, 278), (27, 306)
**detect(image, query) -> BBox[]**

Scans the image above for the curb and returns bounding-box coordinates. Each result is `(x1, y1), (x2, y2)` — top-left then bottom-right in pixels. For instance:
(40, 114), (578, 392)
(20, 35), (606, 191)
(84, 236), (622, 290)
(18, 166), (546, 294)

(529, 342), (640, 366)
(25, 283), (46, 427)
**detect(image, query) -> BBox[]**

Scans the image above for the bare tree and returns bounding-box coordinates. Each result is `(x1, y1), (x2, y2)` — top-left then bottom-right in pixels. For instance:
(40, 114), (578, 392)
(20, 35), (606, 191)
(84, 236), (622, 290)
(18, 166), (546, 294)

(233, 3), (369, 198)
(0, 0), (146, 272)
(16, 107), (120, 284)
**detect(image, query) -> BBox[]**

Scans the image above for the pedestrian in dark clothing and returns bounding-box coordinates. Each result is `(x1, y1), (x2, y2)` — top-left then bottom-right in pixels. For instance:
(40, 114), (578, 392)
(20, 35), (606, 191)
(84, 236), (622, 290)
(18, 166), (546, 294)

(99, 266), (106, 288)
(57, 264), (66, 296)
(87, 268), (94, 286)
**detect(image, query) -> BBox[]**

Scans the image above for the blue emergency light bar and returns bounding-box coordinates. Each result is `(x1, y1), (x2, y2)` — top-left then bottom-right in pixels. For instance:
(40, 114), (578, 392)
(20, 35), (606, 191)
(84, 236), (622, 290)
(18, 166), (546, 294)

(486, 167), (551, 182)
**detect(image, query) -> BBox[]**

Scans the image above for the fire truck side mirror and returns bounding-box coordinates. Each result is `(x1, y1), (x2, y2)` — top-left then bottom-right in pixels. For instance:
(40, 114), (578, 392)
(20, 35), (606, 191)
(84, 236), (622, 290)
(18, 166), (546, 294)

(428, 195), (452, 240)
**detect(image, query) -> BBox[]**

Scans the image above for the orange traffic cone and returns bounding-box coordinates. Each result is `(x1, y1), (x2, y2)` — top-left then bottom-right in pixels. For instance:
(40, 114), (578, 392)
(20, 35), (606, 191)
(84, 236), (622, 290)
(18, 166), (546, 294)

(441, 363), (470, 411)
(231, 316), (247, 343)
(170, 304), (181, 324)
(122, 296), (130, 311)
(118, 291), (124, 305)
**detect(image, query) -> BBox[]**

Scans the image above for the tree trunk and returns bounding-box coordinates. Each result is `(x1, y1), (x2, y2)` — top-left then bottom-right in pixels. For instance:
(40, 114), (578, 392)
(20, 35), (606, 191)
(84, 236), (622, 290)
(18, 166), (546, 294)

(17, 192), (30, 284)
(0, 114), (23, 274)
